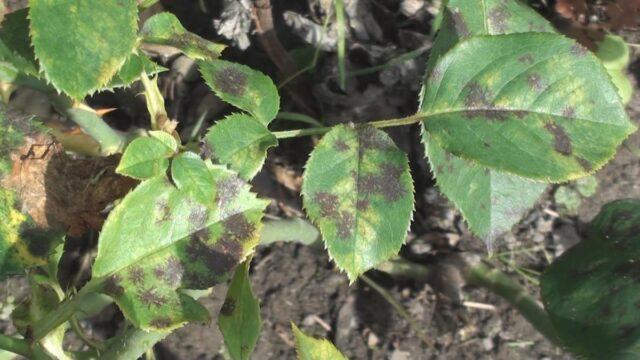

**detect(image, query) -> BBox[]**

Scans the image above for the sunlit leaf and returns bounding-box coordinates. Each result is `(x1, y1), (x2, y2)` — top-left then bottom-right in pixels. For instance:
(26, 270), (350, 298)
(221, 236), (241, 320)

(421, 33), (635, 182)
(170, 151), (216, 204)
(199, 60), (280, 126)
(93, 156), (268, 330)
(29, 0), (138, 99)
(218, 261), (261, 360)
(292, 323), (347, 360)
(204, 113), (277, 180)
(302, 125), (414, 282)
(141, 12), (226, 61)
(421, 0), (553, 242)
(541, 199), (640, 359)
(116, 131), (177, 180)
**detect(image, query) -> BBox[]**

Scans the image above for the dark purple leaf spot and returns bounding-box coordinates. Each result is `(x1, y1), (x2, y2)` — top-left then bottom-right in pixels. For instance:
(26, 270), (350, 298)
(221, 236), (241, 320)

(450, 9), (470, 37)
(356, 199), (370, 211)
(575, 157), (592, 172)
(220, 298), (236, 316)
(103, 275), (124, 297)
(138, 288), (167, 307)
(150, 316), (173, 329)
(357, 127), (391, 152)
(223, 214), (255, 242)
(483, 141), (491, 148)
(562, 106), (576, 119)
(217, 176), (245, 209)
(544, 122), (572, 155)
(162, 256), (184, 286)
(488, 6), (511, 32)
(463, 82), (491, 108)
(213, 66), (248, 97)
(336, 211), (355, 239)
(334, 139), (350, 152)
(518, 54), (534, 64)
(314, 192), (339, 217)
(527, 73), (543, 91)
(155, 199), (171, 223)
(462, 109), (509, 121)
(358, 164), (407, 202)
(188, 204), (208, 229)
(128, 266), (145, 285)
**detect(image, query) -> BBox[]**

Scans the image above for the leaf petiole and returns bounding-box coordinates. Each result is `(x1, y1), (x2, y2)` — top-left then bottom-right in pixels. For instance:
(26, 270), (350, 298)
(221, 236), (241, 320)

(0, 333), (31, 357)
(272, 112), (427, 139)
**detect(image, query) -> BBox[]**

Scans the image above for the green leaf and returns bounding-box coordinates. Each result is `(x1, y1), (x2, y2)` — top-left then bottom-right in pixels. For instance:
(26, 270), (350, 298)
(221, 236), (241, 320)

(204, 113), (277, 180)
(0, 188), (60, 280)
(420, 33), (635, 183)
(29, 0), (138, 99)
(199, 60), (280, 125)
(141, 12), (226, 61)
(116, 131), (178, 180)
(596, 34), (630, 70)
(259, 218), (320, 246)
(421, 0), (554, 241)
(292, 323), (348, 360)
(541, 199), (640, 359)
(104, 53), (166, 90)
(218, 261), (261, 360)
(170, 152), (216, 204)
(425, 140), (545, 242)
(93, 157), (268, 330)
(0, 9), (38, 76)
(302, 125), (414, 282)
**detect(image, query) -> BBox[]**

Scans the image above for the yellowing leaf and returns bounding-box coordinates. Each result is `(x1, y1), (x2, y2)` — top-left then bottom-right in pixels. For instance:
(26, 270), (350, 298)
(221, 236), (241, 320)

(292, 323), (348, 360)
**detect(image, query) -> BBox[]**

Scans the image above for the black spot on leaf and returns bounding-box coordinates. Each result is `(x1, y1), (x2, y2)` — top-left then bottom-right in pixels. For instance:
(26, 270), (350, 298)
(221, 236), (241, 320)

(314, 192), (339, 217)
(128, 266), (145, 285)
(488, 5), (511, 32)
(545, 122), (572, 155)
(450, 10), (470, 37)
(527, 73), (543, 91)
(217, 176), (245, 209)
(155, 199), (171, 223)
(358, 127), (391, 151)
(188, 204), (208, 229)
(138, 288), (167, 307)
(336, 211), (355, 239)
(223, 214), (255, 242)
(570, 43), (588, 56)
(358, 164), (407, 202)
(103, 275), (124, 297)
(463, 83), (491, 108)
(575, 157), (592, 172)
(213, 67), (248, 97)
(150, 316), (173, 329)
(518, 54), (534, 64)
(220, 298), (236, 316)
(356, 199), (370, 211)
(334, 139), (350, 152)
(563, 106), (576, 119)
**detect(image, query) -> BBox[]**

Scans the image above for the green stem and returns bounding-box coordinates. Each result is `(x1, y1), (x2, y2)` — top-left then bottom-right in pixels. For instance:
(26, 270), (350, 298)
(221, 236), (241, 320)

(0, 334), (31, 357)
(66, 104), (127, 155)
(272, 113), (426, 139)
(465, 262), (563, 346)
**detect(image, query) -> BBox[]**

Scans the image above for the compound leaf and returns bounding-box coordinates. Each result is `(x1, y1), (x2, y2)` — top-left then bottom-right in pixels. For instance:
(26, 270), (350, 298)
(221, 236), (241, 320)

(199, 60), (280, 126)
(116, 131), (178, 180)
(29, 0), (138, 99)
(204, 113), (277, 180)
(421, 0), (553, 242)
(218, 261), (261, 360)
(292, 323), (348, 360)
(302, 125), (414, 282)
(421, 33), (635, 183)
(541, 199), (640, 359)
(93, 156), (268, 330)
(141, 12), (226, 61)
(0, 9), (38, 76)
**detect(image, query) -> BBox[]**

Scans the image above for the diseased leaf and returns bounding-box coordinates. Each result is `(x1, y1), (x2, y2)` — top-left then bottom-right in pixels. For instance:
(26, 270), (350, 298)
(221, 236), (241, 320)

(141, 12), (226, 61)
(0, 188), (60, 280)
(426, 141), (545, 242)
(116, 131), (178, 180)
(292, 323), (348, 360)
(218, 261), (261, 360)
(93, 156), (268, 330)
(421, 33), (635, 183)
(0, 9), (37, 76)
(29, 0), (138, 99)
(302, 125), (414, 282)
(421, 0), (552, 242)
(199, 60), (280, 125)
(541, 199), (640, 359)
(170, 152), (216, 204)
(204, 113), (277, 180)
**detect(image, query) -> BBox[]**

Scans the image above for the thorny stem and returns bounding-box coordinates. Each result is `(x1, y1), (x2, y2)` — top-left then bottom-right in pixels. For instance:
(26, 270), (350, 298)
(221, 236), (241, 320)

(360, 274), (435, 349)
(272, 113), (427, 139)
(0, 333), (31, 357)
